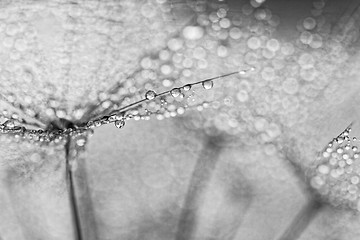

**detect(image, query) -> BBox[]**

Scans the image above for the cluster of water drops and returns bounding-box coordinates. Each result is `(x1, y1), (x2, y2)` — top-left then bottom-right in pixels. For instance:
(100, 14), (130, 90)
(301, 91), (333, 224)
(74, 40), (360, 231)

(0, 68), (249, 146)
(85, 71), (244, 130)
(0, 0), (358, 161)
(308, 124), (360, 211)
(0, 0), (241, 145)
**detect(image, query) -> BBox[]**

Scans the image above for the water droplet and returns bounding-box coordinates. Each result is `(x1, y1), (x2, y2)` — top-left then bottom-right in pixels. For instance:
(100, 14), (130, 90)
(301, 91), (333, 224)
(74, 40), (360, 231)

(351, 176), (360, 185)
(322, 151), (330, 158)
(237, 90), (249, 102)
(115, 120), (125, 129)
(177, 107), (185, 115)
(202, 80), (214, 90)
(86, 121), (95, 129)
(76, 138), (86, 147)
(145, 90), (156, 100)
(108, 114), (117, 122)
(3, 120), (15, 128)
(170, 88), (181, 98)
(162, 79), (173, 87)
(100, 116), (110, 124)
(310, 176), (325, 189)
(115, 113), (125, 120)
(183, 84), (191, 91)
(346, 158), (353, 165)
(326, 147), (333, 153)
(318, 165), (330, 174)
(182, 26), (204, 40)
(303, 17), (316, 30)
(339, 160), (346, 168)
(247, 36), (261, 50)
(11, 113), (19, 119)
(156, 114), (165, 120)
(92, 120), (101, 128)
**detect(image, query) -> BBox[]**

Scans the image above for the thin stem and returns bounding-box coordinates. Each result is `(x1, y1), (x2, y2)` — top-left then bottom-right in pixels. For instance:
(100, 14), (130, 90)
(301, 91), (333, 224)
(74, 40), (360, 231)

(65, 136), (99, 240)
(175, 137), (223, 240)
(65, 136), (83, 240)
(277, 200), (323, 240)
(107, 71), (240, 117)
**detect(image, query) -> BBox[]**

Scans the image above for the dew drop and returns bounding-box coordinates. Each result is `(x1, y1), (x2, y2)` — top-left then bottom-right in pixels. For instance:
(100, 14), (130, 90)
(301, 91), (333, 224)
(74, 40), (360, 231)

(3, 119), (15, 128)
(303, 17), (316, 30)
(115, 113), (125, 121)
(11, 113), (18, 119)
(322, 151), (330, 158)
(94, 120), (102, 127)
(182, 26), (204, 40)
(86, 121), (95, 129)
(202, 80), (214, 90)
(346, 158), (353, 165)
(339, 160), (346, 168)
(145, 90), (156, 100)
(337, 148), (344, 154)
(351, 176), (360, 185)
(183, 84), (192, 91)
(115, 119), (125, 129)
(100, 116), (110, 124)
(76, 138), (86, 147)
(108, 114), (117, 122)
(318, 165), (330, 174)
(170, 88), (181, 98)
(177, 107), (185, 115)
(326, 147), (332, 153)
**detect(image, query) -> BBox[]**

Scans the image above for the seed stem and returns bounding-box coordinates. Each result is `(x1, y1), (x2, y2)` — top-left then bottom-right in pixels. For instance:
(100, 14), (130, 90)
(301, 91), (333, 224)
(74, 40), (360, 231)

(175, 137), (224, 240)
(65, 136), (83, 240)
(277, 200), (323, 240)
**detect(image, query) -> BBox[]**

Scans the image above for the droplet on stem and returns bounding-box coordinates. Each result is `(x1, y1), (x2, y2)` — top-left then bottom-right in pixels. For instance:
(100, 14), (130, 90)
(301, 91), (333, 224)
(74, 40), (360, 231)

(86, 121), (95, 129)
(183, 84), (191, 91)
(145, 90), (156, 100)
(170, 88), (181, 97)
(115, 119), (125, 129)
(3, 119), (15, 128)
(202, 80), (214, 90)
(108, 114), (117, 122)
